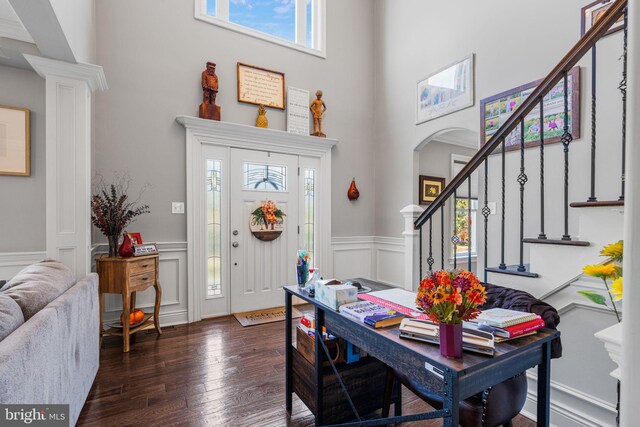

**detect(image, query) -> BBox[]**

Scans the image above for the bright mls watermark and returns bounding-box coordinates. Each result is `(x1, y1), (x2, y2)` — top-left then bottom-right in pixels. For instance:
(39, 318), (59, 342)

(1, 405), (69, 426)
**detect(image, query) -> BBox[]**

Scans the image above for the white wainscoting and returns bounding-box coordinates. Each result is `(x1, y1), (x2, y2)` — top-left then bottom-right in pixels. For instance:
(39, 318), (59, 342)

(92, 242), (188, 327)
(331, 236), (404, 286)
(0, 251), (47, 281)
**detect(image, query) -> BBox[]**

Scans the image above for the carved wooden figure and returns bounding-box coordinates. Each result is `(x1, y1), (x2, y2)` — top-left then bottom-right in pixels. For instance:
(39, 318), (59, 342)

(199, 62), (221, 121)
(310, 90), (327, 137)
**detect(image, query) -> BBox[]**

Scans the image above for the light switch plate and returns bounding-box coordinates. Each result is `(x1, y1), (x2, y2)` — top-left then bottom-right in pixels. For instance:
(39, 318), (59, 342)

(172, 202), (185, 214)
(488, 202), (497, 215)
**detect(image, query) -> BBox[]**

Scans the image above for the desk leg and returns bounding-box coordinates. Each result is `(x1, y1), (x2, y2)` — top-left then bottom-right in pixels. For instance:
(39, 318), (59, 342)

(443, 370), (459, 427)
(285, 292), (293, 413)
(537, 341), (551, 426)
(122, 292), (131, 353)
(314, 305), (325, 427)
(153, 281), (163, 335)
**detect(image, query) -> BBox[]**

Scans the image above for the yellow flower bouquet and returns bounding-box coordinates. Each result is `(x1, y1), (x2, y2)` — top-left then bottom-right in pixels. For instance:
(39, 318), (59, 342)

(580, 241), (623, 322)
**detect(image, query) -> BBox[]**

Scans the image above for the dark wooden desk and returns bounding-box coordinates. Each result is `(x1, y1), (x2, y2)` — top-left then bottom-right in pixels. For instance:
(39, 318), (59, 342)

(284, 278), (559, 427)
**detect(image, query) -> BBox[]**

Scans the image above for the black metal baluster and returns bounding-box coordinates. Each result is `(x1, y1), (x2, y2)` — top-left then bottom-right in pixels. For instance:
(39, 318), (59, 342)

(518, 120), (528, 272)
(500, 139), (507, 270)
(539, 99), (547, 239)
(419, 226), (423, 280)
(467, 176), (472, 272)
(428, 219), (434, 273)
(441, 205), (445, 270)
(588, 43), (598, 202)
(561, 71), (574, 241)
(482, 159), (490, 283)
(452, 190), (459, 270)
(619, 9), (628, 201)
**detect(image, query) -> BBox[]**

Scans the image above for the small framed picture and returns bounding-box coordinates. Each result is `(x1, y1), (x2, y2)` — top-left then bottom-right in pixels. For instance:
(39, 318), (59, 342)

(0, 105), (30, 176)
(419, 176), (446, 205)
(237, 62), (285, 110)
(581, 0), (625, 37)
(128, 232), (143, 245)
(133, 243), (158, 256)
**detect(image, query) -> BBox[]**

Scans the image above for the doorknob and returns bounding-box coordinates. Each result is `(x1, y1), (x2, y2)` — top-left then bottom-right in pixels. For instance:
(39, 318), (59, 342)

(233, 230), (239, 236)
(232, 242), (239, 248)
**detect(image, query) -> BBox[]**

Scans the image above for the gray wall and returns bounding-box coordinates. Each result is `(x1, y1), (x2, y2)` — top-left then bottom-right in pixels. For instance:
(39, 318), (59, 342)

(93, 0), (376, 244)
(373, 0), (624, 238)
(0, 65), (45, 252)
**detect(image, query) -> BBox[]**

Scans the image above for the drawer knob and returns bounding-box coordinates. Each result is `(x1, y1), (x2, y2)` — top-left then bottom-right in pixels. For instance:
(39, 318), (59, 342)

(141, 264), (148, 268)
(142, 277), (149, 281)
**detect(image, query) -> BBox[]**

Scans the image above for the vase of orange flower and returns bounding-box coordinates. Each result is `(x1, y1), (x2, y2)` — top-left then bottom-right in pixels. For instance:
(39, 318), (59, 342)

(416, 270), (487, 358)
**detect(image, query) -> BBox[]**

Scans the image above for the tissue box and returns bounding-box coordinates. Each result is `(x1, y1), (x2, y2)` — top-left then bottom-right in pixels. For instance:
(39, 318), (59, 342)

(315, 281), (358, 310)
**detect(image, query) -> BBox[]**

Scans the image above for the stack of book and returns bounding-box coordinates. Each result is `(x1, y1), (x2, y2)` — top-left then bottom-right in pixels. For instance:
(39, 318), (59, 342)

(338, 300), (404, 328)
(470, 308), (546, 342)
(399, 319), (495, 356)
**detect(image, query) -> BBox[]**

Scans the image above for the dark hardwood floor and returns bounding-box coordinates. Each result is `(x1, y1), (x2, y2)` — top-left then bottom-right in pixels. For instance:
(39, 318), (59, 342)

(79, 312), (537, 426)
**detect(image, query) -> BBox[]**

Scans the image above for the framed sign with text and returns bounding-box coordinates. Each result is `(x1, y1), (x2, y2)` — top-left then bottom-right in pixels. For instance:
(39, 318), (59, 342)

(237, 62), (285, 110)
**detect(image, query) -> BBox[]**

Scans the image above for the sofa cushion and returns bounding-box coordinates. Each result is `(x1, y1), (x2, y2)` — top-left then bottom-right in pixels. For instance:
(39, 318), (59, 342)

(2, 260), (75, 320)
(0, 294), (24, 342)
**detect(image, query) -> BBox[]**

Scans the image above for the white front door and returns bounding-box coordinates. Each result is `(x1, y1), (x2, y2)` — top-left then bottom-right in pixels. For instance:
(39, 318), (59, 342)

(229, 149), (299, 313)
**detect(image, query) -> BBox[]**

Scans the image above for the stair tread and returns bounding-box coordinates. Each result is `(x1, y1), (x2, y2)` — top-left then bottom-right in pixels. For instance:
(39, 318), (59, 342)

(570, 200), (624, 208)
(523, 238), (590, 247)
(485, 265), (539, 278)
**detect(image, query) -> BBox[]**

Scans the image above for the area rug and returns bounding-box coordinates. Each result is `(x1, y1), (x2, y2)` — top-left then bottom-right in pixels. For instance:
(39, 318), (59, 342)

(233, 306), (304, 327)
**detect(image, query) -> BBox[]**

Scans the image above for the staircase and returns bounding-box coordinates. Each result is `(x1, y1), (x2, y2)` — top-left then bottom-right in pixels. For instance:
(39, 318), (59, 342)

(411, 1), (629, 425)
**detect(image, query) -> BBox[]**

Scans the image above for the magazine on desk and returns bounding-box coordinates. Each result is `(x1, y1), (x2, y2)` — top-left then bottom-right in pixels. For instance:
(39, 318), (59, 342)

(399, 318), (495, 356)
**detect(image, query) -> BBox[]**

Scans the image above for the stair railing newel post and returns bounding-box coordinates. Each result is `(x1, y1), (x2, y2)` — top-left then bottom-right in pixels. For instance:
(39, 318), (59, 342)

(589, 43), (598, 202)
(468, 176), (472, 272)
(441, 205), (445, 270)
(539, 99), (547, 239)
(452, 189), (458, 270)
(482, 159), (490, 283)
(499, 139), (507, 270)
(619, 8), (628, 202)
(518, 120), (528, 272)
(419, 227), (423, 279)
(427, 219), (434, 273)
(561, 71), (574, 241)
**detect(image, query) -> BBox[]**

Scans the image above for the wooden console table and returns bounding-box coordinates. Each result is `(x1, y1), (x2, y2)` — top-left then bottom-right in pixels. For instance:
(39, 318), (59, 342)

(284, 278), (559, 427)
(96, 254), (162, 352)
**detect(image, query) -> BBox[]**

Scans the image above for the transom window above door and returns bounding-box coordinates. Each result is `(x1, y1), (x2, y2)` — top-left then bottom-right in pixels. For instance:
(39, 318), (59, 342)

(196, 0), (325, 57)
(243, 162), (287, 191)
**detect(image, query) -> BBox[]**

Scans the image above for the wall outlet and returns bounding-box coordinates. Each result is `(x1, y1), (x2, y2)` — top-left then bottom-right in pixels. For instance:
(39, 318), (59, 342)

(488, 202), (497, 215)
(172, 202), (185, 214)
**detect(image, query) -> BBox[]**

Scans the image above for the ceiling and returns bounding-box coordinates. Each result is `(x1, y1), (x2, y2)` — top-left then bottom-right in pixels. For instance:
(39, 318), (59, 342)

(0, 0), (39, 69)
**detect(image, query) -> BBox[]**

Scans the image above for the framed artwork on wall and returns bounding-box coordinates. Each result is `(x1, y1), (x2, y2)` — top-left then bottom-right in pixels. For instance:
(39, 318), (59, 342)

(479, 66), (580, 152)
(417, 54), (474, 124)
(237, 62), (286, 110)
(0, 105), (30, 176)
(581, 0), (625, 37)
(419, 175), (446, 205)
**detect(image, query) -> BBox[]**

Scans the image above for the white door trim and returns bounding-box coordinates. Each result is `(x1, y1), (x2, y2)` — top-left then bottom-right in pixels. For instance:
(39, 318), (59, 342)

(177, 116), (337, 322)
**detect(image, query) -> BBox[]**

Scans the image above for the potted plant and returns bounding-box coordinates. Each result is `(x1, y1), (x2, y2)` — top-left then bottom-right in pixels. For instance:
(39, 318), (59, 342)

(91, 175), (150, 257)
(416, 270), (487, 358)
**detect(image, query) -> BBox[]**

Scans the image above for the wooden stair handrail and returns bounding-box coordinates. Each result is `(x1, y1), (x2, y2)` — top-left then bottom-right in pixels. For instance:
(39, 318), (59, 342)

(415, 0), (628, 229)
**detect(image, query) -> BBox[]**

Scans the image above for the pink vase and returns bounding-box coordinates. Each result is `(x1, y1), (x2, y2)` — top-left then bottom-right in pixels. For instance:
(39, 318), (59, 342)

(439, 323), (463, 358)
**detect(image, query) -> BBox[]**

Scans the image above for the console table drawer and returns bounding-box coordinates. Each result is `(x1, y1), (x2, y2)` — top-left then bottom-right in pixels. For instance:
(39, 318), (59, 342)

(129, 271), (156, 291)
(129, 259), (155, 276)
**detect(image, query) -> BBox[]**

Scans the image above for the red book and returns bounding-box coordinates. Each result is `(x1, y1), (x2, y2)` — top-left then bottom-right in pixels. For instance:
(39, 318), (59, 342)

(495, 316), (545, 338)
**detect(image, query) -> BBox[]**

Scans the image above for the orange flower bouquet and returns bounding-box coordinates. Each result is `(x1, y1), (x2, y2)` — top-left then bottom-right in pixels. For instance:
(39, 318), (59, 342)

(416, 270), (487, 324)
(416, 270), (487, 358)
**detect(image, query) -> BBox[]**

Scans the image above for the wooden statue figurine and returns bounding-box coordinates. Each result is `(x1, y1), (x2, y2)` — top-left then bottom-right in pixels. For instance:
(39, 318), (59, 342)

(256, 105), (268, 128)
(309, 90), (327, 137)
(199, 62), (221, 121)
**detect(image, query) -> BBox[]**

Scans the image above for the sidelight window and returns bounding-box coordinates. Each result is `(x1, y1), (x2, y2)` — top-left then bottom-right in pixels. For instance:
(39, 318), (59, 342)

(206, 160), (223, 297)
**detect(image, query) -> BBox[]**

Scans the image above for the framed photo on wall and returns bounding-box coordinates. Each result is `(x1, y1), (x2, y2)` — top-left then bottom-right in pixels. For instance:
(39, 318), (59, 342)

(419, 176), (446, 205)
(479, 66), (580, 152)
(581, 0), (625, 37)
(0, 105), (30, 176)
(237, 62), (285, 110)
(417, 54), (474, 124)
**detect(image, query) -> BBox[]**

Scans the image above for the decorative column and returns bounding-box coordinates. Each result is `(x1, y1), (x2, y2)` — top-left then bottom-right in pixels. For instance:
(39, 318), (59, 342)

(401, 204), (424, 291)
(24, 55), (108, 279)
(621, 0), (640, 423)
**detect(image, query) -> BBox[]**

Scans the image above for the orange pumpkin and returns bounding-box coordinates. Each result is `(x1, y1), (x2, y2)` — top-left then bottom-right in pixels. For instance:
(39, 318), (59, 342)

(120, 309), (145, 325)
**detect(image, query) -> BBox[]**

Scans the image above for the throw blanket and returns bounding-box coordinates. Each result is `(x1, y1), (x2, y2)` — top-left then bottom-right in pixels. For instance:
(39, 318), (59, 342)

(481, 282), (562, 359)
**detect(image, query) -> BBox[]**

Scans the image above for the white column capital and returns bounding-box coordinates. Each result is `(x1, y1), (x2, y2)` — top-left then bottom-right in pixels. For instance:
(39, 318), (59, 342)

(23, 54), (108, 92)
(400, 204), (424, 218)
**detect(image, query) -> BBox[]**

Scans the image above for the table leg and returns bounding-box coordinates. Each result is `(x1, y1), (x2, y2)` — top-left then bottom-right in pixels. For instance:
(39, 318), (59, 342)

(537, 341), (552, 426)
(285, 291), (293, 413)
(122, 292), (131, 353)
(314, 305), (325, 427)
(98, 291), (104, 348)
(443, 370), (459, 427)
(394, 381), (402, 417)
(153, 281), (163, 335)
(131, 291), (137, 311)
